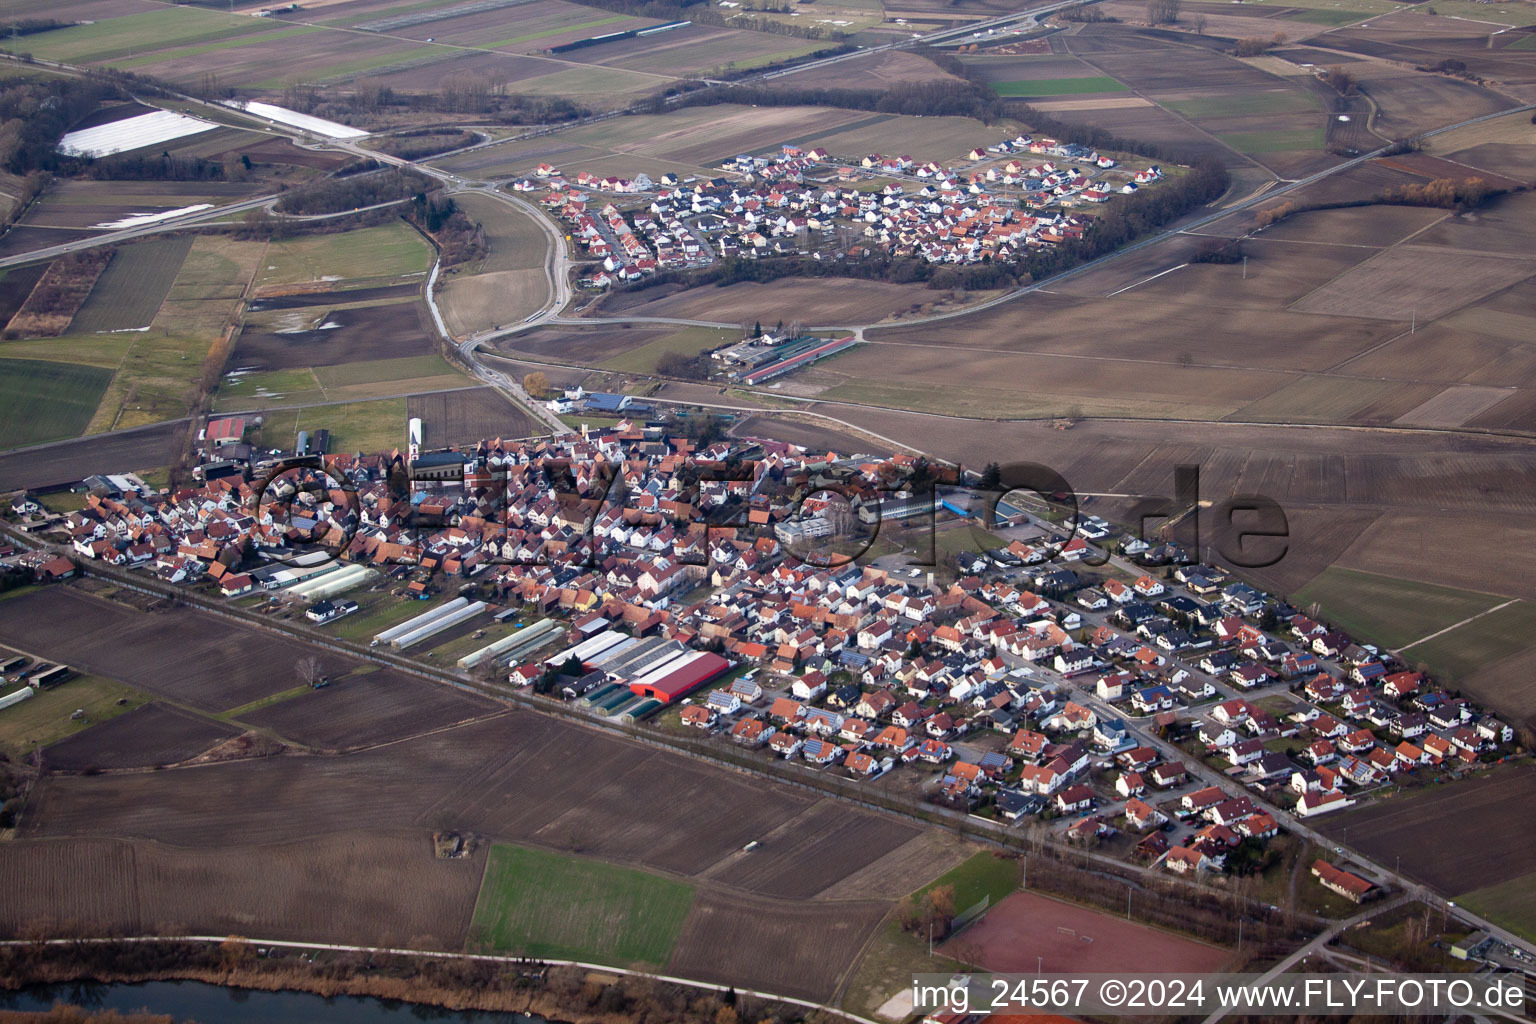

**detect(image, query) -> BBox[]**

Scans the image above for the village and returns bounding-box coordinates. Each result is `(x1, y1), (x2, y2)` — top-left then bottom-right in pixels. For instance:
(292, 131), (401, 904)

(1, 410), (1519, 901)
(508, 132), (1166, 286)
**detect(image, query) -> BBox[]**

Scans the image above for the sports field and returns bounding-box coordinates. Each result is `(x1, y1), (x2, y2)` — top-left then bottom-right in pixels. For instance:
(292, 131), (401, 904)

(0, 358), (114, 448)
(469, 844), (696, 966)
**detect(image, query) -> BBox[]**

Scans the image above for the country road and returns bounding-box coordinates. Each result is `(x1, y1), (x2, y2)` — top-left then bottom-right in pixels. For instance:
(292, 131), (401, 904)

(2, 48), (1535, 969)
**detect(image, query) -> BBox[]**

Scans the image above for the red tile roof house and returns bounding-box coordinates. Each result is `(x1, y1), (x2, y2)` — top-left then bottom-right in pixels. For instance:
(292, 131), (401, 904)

(1312, 860), (1375, 903)
(1054, 783), (1095, 814)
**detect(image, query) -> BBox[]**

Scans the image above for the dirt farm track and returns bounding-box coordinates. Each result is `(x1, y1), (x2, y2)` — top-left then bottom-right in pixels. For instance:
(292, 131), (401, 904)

(0, 584), (967, 1000)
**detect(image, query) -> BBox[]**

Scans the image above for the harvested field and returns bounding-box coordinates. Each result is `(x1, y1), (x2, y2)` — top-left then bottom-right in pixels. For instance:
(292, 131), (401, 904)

(438, 268), (547, 337)
(407, 387), (542, 446)
(1317, 769), (1536, 894)
(732, 415), (893, 457)
(599, 326), (733, 374)
(1407, 191), (1536, 257)
(0, 587), (350, 713)
(239, 668), (501, 750)
(23, 710), (819, 880)
(0, 419), (185, 491)
(592, 277), (942, 325)
(994, 76), (1128, 96)
(4, 249), (112, 339)
(42, 702), (240, 772)
(942, 890), (1230, 973)
(1469, 388), (1536, 431)
(496, 323), (673, 365)
(0, 264), (46, 326)
(1375, 152), (1523, 188)
(470, 843), (695, 966)
(0, 831), (487, 949)
(762, 48), (961, 91)
(1326, 57), (1511, 139)
(666, 889), (888, 1001)
(229, 301), (436, 372)
(1228, 376), (1442, 425)
(0, 672), (146, 760)
(1393, 384), (1514, 427)
(711, 799), (921, 900)
(246, 282), (421, 311)
(816, 832), (977, 902)
(1030, 96), (1155, 111)
(68, 235), (193, 334)
(436, 105), (874, 178)
(450, 193), (547, 274)
(1288, 245), (1535, 321)
(1461, 646), (1536, 733)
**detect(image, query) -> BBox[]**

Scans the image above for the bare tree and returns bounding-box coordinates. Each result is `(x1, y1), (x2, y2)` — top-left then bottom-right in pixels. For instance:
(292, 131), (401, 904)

(294, 656), (324, 687)
(1194, 13), (1208, 33)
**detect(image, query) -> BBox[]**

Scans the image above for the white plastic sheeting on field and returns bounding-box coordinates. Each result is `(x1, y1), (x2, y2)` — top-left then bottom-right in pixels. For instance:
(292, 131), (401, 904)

(225, 100), (368, 139)
(92, 204), (214, 230)
(58, 110), (218, 158)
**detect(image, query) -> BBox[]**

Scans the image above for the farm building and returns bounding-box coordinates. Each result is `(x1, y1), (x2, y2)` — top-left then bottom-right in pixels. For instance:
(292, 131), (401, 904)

(626, 651), (730, 703)
(204, 417), (246, 446)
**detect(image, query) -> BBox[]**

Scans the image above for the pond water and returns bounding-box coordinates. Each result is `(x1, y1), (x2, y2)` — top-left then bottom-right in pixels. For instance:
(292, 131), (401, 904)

(1, 979), (547, 1024)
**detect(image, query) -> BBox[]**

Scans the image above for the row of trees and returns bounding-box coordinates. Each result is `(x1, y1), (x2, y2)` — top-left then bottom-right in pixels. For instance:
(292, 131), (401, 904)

(407, 192), (487, 268)
(0, 76), (123, 174)
(658, 77), (1005, 123)
(273, 168), (434, 216)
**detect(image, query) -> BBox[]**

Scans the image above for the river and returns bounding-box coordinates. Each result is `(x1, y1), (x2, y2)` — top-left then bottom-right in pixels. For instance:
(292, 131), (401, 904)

(1, 979), (547, 1023)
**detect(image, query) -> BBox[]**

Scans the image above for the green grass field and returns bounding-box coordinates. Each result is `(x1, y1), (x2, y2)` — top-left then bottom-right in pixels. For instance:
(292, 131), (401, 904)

(12, 8), (273, 64)
(1431, 0), (1536, 25)
(215, 368), (326, 410)
(918, 851), (1020, 912)
(312, 354), (457, 388)
(0, 358), (114, 449)
(486, 14), (633, 49)
(1282, 8), (1374, 23)
(1457, 873), (1536, 943)
(114, 25), (324, 70)
(1293, 567), (1505, 652)
(469, 844), (696, 966)
(86, 331), (220, 433)
(1164, 91), (1318, 120)
(257, 223), (434, 289)
(1404, 600), (1536, 680)
(0, 674), (147, 759)
(993, 76), (1127, 97)
(325, 590), (452, 643)
(0, 335), (133, 368)
(1220, 128), (1327, 154)
(281, 397), (407, 455)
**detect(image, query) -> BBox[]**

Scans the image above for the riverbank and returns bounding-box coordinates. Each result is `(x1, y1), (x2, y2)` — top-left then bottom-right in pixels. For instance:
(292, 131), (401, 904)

(0, 940), (785, 1024)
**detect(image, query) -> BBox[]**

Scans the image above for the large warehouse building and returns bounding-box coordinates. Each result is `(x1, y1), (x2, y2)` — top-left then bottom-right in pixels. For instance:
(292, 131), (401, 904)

(626, 651), (731, 703)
